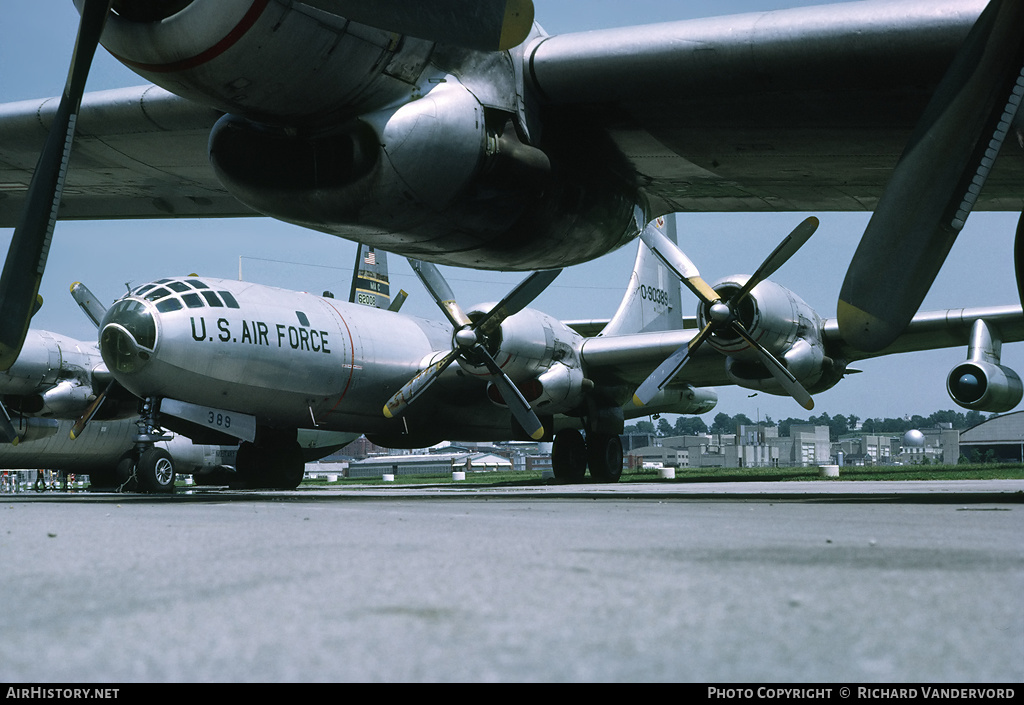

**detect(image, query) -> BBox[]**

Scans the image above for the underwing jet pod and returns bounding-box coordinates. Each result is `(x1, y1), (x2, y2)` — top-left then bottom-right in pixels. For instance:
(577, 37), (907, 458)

(2, 0), (1024, 379)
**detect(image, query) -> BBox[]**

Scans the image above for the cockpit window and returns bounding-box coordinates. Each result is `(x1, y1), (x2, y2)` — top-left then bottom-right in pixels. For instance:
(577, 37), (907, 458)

(187, 280), (210, 289)
(182, 293), (204, 309)
(156, 298), (183, 313)
(167, 281), (192, 293)
(295, 311), (310, 327)
(200, 291), (223, 307)
(219, 291), (240, 309)
(144, 287), (172, 302)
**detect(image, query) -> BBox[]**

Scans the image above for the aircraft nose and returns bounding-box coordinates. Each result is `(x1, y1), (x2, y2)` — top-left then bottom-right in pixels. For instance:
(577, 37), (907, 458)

(98, 299), (157, 375)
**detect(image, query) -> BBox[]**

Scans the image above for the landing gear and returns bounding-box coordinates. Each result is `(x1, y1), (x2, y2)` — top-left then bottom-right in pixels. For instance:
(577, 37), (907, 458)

(551, 429), (623, 483)
(552, 429), (587, 482)
(107, 397), (175, 494)
(587, 433), (623, 483)
(233, 428), (305, 489)
(137, 447), (175, 493)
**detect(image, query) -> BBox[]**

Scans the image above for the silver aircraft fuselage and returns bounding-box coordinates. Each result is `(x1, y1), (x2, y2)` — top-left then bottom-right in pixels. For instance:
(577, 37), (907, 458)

(98, 275), (588, 444)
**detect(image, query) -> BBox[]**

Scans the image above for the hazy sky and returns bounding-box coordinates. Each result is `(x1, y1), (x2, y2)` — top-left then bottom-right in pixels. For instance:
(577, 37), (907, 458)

(1, 1), (1020, 426)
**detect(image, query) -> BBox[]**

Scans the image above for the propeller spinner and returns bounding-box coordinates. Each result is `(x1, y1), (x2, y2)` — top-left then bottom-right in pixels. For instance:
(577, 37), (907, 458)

(383, 262), (561, 441)
(633, 217), (819, 411)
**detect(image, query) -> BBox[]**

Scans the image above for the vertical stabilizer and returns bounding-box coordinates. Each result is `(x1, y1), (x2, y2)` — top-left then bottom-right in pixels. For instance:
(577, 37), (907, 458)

(349, 245), (392, 309)
(600, 216), (687, 336)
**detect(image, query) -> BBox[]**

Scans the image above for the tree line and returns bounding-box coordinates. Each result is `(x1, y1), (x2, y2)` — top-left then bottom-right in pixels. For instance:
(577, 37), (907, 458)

(624, 409), (990, 441)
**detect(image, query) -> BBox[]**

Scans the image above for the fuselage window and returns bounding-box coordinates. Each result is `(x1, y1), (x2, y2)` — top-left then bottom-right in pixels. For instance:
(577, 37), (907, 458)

(218, 291), (240, 309)
(156, 298), (184, 313)
(182, 293), (204, 309)
(295, 311), (311, 327)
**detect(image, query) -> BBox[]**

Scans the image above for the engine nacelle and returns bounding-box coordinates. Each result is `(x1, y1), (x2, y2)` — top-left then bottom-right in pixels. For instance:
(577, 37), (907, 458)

(471, 308), (588, 416)
(947, 361), (1023, 413)
(946, 318), (1023, 413)
(210, 79), (494, 235)
(704, 277), (829, 397)
(93, 0), (434, 121)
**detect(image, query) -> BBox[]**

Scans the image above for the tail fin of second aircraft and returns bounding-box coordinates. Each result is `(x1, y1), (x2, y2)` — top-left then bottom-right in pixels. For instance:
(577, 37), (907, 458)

(348, 244), (407, 311)
(599, 216), (691, 337)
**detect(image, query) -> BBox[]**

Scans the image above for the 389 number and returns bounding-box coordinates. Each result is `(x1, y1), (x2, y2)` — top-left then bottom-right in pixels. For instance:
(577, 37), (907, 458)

(207, 412), (231, 429)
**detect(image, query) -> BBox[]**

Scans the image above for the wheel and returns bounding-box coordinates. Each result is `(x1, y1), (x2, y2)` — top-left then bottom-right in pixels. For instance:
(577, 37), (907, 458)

(137, 447), (175, 493)
(552, 429), (587, 483)
(587, 433), (623, 483)
(114, 453), (139, 493)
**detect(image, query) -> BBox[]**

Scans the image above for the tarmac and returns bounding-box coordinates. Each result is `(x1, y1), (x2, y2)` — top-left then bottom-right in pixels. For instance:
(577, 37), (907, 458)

(1, 479), (1021, 683)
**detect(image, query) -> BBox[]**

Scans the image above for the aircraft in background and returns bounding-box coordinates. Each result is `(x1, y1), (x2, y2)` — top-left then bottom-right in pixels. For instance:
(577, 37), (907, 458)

(89, 217), (1024, 487)
(1, 0), (1023, 380)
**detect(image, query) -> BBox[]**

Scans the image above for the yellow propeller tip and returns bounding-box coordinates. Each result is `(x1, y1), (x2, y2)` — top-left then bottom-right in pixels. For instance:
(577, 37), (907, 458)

(530, 426), (545, 441)
(382, 406), (394, 419)
(11, 437), (18, 447)
(632, 395), (645, 407)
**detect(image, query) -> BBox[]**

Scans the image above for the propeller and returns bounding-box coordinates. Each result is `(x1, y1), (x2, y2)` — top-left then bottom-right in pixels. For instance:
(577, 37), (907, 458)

(383, 262), (561, 440)
(838, 0), (1024, 352)
(633, 217), (819, 411)
(297, 0), (534, 52)
(67, 280), (117, 441)
(0, 0), (113, 371)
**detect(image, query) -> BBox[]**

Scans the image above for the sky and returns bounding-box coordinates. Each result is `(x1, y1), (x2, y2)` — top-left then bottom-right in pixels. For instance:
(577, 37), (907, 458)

(0, 0), (1020, 428)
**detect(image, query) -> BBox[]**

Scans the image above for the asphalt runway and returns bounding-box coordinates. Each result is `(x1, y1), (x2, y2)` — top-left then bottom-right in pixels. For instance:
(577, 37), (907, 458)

(1, 480), (1022, 683)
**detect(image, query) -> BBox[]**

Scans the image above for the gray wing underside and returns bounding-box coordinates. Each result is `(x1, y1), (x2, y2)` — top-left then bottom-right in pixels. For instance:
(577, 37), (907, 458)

(1, 0), (1020, 226)
(0, 85), (250, 225)
(529, 0), (1023, 215)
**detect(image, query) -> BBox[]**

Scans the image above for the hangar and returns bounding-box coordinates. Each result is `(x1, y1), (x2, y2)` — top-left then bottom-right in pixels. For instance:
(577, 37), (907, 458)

(959, 411), (1024, 463)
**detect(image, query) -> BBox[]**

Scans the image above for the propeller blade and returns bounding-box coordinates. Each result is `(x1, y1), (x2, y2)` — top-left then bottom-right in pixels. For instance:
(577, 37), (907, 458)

(633, 322), (715, 407)
(298, 0), (534, 52)
(70, 281), (107, 329)
(732, 217), (819, 304)
(474, 268), (561, 335)
(475, 346), (545, 441)
(0, 0), (112, 370)
(838, 0), (1024, 352)
(730, 323), (815, 411)
(409, 260), (473, 329)
(0, 401), (21, 445)
(382, 350), (459, 420)
(69, 381), (114, 440)
(639, 221), (720, 305)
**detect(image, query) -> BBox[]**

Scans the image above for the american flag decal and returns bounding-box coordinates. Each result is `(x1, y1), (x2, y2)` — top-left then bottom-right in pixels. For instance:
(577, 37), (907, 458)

(363, 249), (376, 266)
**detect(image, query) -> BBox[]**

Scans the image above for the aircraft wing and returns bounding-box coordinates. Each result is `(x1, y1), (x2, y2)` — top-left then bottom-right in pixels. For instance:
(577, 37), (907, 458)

(1, 1), (1020, 225)
(0, 85), (249, 225)
(529, 0), (1024, 215)
(823, 305), (1024, 362)
(580, 305), (1024, 400)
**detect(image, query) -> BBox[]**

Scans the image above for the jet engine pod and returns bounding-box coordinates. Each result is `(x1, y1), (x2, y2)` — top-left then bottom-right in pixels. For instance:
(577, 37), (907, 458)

(946, 360), (1024, 413)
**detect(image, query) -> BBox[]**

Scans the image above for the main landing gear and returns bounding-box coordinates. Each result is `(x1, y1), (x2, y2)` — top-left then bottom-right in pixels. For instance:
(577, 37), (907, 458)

(551, 429), (623, 483)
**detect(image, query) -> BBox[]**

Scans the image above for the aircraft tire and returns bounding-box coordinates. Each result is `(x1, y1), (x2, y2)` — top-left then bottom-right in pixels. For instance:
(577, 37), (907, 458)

(137, 447), (176, 494)
(552, 429), (587, 483)
(114, 453), (139, 493)
(587, 433), (623, 483)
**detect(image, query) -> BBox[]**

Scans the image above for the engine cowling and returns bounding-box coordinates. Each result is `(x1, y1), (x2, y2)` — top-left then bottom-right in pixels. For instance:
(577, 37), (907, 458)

(94, 0), (434, 121)
(947, 361), (1023, 413)
(467, 308), (588, 416)
(702, 277), (831, 397)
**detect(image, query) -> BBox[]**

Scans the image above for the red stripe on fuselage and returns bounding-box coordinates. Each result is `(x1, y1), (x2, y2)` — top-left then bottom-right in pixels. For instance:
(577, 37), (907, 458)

(110, 0), (271, 74)
(320, 299), (356, 419)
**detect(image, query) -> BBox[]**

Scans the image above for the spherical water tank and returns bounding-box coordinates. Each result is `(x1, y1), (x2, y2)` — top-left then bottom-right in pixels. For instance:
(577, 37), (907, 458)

(904, 429), (926, 447)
